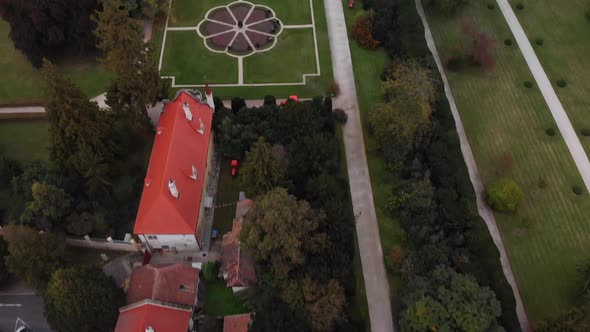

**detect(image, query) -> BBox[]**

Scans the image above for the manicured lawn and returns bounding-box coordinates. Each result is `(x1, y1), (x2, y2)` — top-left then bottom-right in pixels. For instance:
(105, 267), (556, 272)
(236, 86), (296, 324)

(343, 5), (407, 300)
(212, 158), (241, 235)
(0, 19), (112, 105)
(253, 0), (312, 25)
(203, 277), (250, 315)
(243, 29), (316, 83)
(0, 120), (50, 162)
(426, 2), (590, 322)
(168, 0), (230, 27)
(513, 0), (590, 155)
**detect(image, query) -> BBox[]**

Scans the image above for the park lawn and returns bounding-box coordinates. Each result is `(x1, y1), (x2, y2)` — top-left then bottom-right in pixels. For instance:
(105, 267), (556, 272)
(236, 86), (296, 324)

(212, 158), (241, 235)
(168, 0), (231, 27)
(0, 19), (112, 105)
(0, 120), (50, 162)
(160, 30), (239, 84)
(243, 29), (316, 83)
(513, 0), (590, 155)
(253, 0), (312, 25)
(343, 5), (407, 300)
(426, 2), (590, 322)
(203, 278), (250, 315)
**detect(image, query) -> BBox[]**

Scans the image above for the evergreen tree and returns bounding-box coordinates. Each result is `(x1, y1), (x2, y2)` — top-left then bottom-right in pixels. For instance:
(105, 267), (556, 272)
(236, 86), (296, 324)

(240, 137), (283, 197)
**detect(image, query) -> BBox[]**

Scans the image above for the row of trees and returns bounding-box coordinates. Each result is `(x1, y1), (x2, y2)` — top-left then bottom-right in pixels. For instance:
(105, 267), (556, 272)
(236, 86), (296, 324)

(0, 0), (163, 67)
(214, 98), (359, 331)
(358, 0), (521, 330)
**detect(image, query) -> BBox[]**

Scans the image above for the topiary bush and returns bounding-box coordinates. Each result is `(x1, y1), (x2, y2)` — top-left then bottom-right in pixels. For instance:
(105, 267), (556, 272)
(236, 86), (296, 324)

(546, 128), (556, 136)
(486, 178), (525, 213)
(487, 3), (495, 9)
(516, 3), (524, 10)
(572, 185), (584, 195)
(556, 79), (567, 88)
(333, 108), (348, 124)
(581, 128), (590, 136)
(524, 81), (534, 88)
(535, 38), (544, 46)
(504, 39), (513, 46)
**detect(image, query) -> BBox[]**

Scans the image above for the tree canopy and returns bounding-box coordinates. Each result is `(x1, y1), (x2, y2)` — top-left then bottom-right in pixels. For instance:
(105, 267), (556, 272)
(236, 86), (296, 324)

(485, 178), (524, 213)
(240, 137), (284, 197)
(45, 265), (125, 332)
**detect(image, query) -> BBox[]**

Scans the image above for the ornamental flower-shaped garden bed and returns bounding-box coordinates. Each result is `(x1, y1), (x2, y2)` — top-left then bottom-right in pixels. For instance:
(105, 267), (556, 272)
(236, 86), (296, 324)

(197, 1), (282, 57)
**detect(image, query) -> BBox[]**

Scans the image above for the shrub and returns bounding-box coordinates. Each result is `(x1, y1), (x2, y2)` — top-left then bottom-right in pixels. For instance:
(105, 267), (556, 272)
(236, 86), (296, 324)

(330, 81), (341, 97)
(351, 10), (381, 49)
(462, 22), (497, 71)
(535, 38), (544, 46)
(524, 81), (533, 88)
(333, 108), (348, 124)
(516, 3), (524, 10)
(504, 39), (512, 46)
(546, 128), (556, 136)
(203, 261), (221, 281)
(538, 177), (548, 189)
(581, 128), (590, 136)
(487, 3), (495, 9)
(263, 95), (276, 105)
(486, 178), (525, 213)
(573, 185), (584, 195)
(556, 79), (567, 88)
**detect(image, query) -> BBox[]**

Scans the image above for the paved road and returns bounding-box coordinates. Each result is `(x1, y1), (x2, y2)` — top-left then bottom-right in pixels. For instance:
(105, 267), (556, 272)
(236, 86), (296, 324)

(323, 1), (395, 331)
(495, 0), (590, 192)
(414, 1), (531, 331)
(0, 279), (52, 332)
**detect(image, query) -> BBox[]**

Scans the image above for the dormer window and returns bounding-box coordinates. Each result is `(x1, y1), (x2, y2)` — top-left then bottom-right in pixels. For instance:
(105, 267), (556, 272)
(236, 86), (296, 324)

(156, 126), (164, 135)
(168, 180), (179, 199)
(189, 165), (199, 180)
(183, 102), (193, 121)
(197, 118), (205, 135)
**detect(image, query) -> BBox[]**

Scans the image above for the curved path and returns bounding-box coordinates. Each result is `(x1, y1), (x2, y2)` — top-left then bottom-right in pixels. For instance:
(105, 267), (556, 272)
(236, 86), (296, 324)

(495, 0), (590, 192)
(414, 1), (531, 331)
(324, 1), (395, 331)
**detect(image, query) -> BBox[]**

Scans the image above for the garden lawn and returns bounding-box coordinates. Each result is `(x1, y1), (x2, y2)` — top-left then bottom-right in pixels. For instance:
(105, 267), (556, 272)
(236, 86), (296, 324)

(513, 0), (590, 155)
(160, 30), (239, 84)
(426, 2), (590, 322)
(343, 6), (407, 298)
(0, 19), (112, 105)
(212, 158), (241, 235)
(253, 0), (312, 25)
(203, 278), (250, 315)
(0, 120), (50, 162)
(243, 29), (316, 83)
(168, 0), (230, 27)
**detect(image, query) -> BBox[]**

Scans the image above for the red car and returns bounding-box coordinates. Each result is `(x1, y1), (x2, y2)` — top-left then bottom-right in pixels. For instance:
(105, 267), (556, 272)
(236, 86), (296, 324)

(280, 95), (299, 106)
(231, 160), (239, 176)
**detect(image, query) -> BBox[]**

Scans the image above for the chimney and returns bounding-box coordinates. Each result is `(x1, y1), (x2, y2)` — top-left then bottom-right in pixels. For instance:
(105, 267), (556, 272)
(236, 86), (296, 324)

(168, 180), (179, 199)
(183, 102), (193, 121)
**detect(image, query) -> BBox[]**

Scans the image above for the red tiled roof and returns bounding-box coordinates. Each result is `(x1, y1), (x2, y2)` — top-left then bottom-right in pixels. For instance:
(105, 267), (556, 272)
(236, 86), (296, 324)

(134, 91), (213, 234)
(127, 264), (200, 307)
(223, 313), (252, 332)
(115, 302), (191, 332)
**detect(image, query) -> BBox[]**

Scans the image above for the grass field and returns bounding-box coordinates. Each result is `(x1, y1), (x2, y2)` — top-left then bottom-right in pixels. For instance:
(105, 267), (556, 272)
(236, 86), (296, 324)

(513, 0), (590, 156)
(426, 2), (590, 322)
(212, 158), (241, 235)
(161, 0), (333, 99)
(0, 19), (112, 105)
(0, 120), (50, 162)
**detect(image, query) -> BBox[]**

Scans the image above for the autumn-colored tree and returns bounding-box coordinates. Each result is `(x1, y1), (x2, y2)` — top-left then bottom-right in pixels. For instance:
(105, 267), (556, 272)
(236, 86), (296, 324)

(302, 277), (346, 331)
(382, 59), (436, 116)
(240, 137), (284, 197)
(351, 10), (381, 49)
(462, 22), (496, 71)
(2, 225), (66, 290)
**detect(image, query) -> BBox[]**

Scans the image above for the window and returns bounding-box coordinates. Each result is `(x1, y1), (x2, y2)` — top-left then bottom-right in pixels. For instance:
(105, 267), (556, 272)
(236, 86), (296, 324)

(162, 245), (170, 249)
(183, 102), (193, 121)
(147, 235), (158, 240)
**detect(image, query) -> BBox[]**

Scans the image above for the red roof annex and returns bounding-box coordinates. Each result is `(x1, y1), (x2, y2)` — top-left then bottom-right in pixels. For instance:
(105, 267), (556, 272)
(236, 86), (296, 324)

(134, 91), (213, 234)
(127, 264), (200, 306)
(115, 302), (191, 332)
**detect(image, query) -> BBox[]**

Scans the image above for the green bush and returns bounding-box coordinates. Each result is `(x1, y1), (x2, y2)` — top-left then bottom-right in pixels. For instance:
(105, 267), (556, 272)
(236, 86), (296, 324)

(203, 261), (221, 281)
(487, 3), (495, 9)
(556, 79), (567, 88)
(524, 81), (534, 88)
(486, 178), (525, 213)
(581, 128), (590, 136)
(573, 185), (584, 196)
(535, 38), (544, 46)
(516, 3), (524, 10)
(504, 39), (513, 46)
(546, 128), (556, 136)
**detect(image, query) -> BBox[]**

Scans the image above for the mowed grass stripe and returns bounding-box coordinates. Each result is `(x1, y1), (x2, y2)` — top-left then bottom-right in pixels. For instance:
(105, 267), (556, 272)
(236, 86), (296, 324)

(427, 1), (590, 322)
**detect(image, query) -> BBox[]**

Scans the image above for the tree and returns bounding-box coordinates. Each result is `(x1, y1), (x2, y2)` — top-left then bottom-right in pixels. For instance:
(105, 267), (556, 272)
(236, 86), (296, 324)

(0, 237), (9, 285)
(302, 277), (346, 331)
(485, 178), (524, 213)
(351, 10), (381, 49)
(94, 0), (165, 124)
(22, 182), (72, 223)
(382, 59), (436, 112)
(400, 266), (502, 332)
(461, 22), (496, 71)
(241, 187), (328, 282)
(42, 61), (114, 176)
(45, 265), (125, 332)
(0, 0), (98, 67)
(240, 137), (284, 197)
(2, 225), (66, 290)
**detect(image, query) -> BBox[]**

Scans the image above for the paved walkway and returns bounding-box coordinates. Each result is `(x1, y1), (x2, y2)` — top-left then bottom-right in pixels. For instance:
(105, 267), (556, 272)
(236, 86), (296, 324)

(495, 0), (590, 192)
(415, 1), (530, 331)
(324, 1), (394, 332)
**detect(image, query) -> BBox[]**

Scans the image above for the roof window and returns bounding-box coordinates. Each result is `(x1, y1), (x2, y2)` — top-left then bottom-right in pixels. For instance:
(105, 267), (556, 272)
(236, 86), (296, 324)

(183, 102), (193, 121)
(168, 180), (179, 199)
